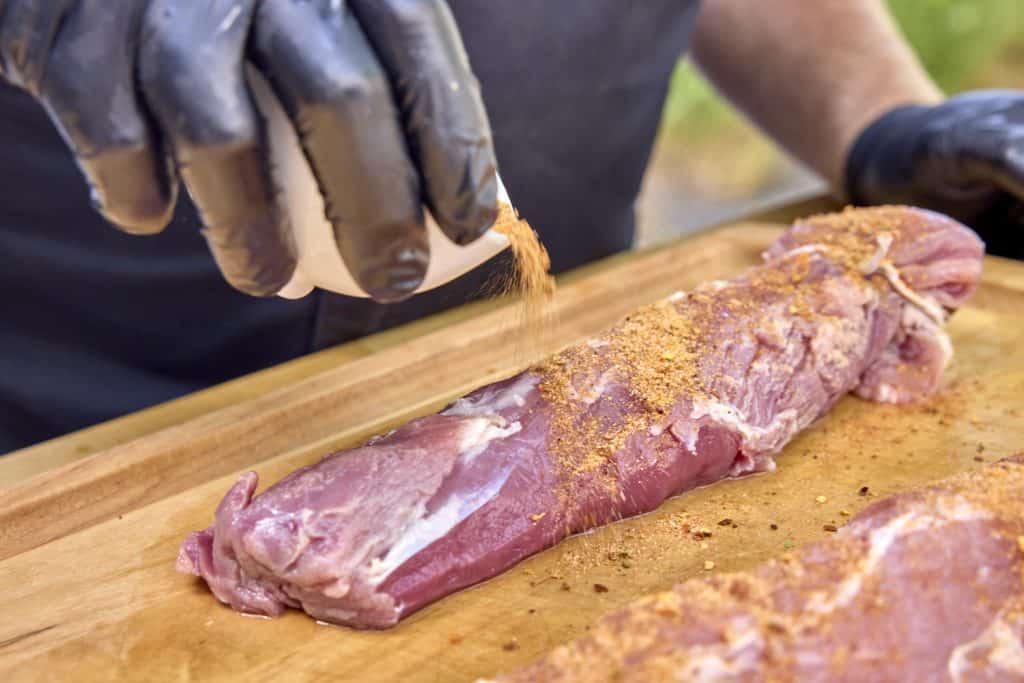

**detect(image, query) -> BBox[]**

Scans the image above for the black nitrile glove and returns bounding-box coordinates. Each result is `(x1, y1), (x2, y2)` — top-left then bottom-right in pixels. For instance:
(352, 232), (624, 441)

(0, 1), (497, 300)
(846, 90), (1024, 259)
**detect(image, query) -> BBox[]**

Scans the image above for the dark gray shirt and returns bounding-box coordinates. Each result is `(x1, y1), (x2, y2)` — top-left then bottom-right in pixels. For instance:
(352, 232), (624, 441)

(0, 1), (701, 453)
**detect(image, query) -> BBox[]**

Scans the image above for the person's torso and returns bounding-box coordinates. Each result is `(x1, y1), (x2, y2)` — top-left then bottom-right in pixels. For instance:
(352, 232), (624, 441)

(0, 1), (700, 452)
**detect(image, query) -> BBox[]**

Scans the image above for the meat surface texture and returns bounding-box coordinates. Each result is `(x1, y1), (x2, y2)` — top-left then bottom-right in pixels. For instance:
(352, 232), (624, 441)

(177, 206), (984, 629)
(488, 456), (1024, 683)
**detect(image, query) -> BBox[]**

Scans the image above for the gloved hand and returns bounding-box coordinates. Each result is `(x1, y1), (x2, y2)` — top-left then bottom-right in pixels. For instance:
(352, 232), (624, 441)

(846, 90), (1024, 258)
(0, 1), (498, 300)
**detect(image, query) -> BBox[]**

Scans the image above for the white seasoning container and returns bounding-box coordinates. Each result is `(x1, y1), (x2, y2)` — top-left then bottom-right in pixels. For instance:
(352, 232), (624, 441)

(249, 68), (512, 300)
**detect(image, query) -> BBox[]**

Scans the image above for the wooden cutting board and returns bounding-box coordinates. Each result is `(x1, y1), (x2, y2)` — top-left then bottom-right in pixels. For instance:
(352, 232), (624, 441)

(2, 222), (1024, 683)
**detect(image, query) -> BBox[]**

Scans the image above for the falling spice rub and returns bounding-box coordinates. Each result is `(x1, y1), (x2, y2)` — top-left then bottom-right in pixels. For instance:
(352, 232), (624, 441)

(178, 206), (983, 629)
(492, 205), (557, 355)
(487, 455), (1024, 683)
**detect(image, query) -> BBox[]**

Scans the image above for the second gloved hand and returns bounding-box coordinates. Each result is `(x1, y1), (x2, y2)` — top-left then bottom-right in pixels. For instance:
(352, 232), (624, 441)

(845, 90), (1024, 258)
(0, 0), (498, 300)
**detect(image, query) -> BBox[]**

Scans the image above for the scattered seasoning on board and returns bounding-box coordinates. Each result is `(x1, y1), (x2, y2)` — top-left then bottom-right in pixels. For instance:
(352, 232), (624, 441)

(815, 496), (828, 504)
(502, 639), (520, 652)
(859, 486), (870, 496)
(448, 634), (463, 645)
(840, 510), (851, 517)
(717, 518), (733, 526)
(704, 560), (716, 571)
(593, 583), (609, 594)
(823, 524), (838, 533)
(770, 524), (778, 531)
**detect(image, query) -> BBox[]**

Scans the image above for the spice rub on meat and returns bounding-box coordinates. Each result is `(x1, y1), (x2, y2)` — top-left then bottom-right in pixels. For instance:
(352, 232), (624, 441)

(177, 206), (984, 629)
(489, 455), (1024, 683)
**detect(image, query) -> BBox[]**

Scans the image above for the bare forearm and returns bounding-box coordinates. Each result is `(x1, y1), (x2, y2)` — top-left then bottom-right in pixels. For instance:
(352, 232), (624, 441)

(691, 0), (942, 191)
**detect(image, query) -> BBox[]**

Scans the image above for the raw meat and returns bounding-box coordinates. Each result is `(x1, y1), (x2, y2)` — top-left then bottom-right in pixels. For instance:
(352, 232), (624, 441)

(177, 206), (984, 629)
(488, 455), (1024, 683)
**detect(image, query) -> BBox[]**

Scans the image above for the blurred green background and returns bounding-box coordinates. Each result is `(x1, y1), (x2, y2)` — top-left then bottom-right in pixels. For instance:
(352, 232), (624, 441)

(638, 0), (1024, 242)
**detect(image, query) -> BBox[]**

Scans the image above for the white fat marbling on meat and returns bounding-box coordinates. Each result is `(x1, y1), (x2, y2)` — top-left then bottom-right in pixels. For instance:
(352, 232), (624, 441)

(362, 418), (521, 585)
(803, 513), (913, 615)
(781, 244), (828, 260)
(247, 514), (314, 577)
(859, 232), (894, 275)
(700, 279), (730, 293)
(311, 606), (359, 623)
(901, 304), (954, 369)
(948, 607), (1024, 681)
(363, 468), (513, 585)
(763, 244), (829, 268)
(668, 290), (687, 302)
(571, 368), (616, 406)
(685, 400), (802, 459)
(669, 420), (699, 453)
(672, 617), (764, 681)
(805, 499), (989, 615)
(773, 238), (949, 339)
(870, 383), (902, 403)
(586, 339), (610, 350)
(443, 374), (537, 417)
(882, 262), (948, 325)
(458, 417), (523, 461)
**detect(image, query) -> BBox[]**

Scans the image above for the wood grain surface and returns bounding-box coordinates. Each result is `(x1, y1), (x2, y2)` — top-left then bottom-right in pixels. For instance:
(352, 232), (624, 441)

(2, 222), (1023, 683)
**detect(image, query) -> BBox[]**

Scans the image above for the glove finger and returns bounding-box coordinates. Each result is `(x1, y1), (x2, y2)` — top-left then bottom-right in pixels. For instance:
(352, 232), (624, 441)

(0, 1), (74, 89)
(349, 0), (498, 245)
(33, 1), (176, 234)
(138, 0), (296, 297)
(987, 137), (1024, 200)
(252, 0), (428, 303)
(950, 98), (1024, 200)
